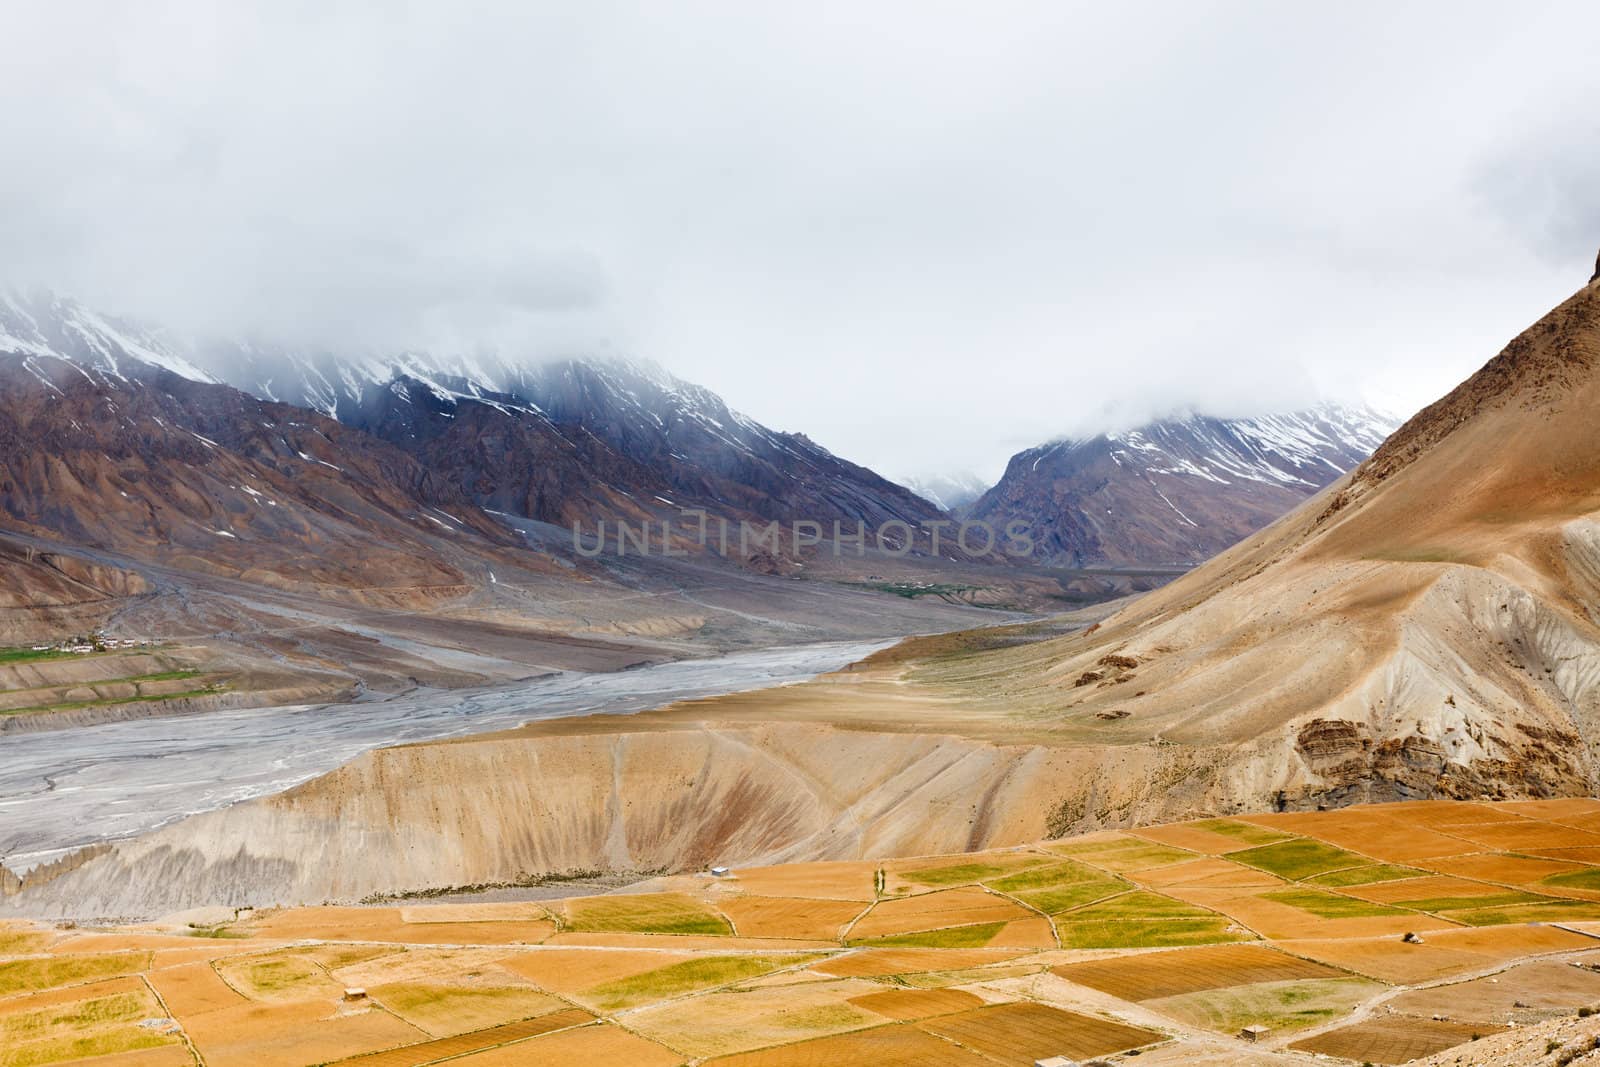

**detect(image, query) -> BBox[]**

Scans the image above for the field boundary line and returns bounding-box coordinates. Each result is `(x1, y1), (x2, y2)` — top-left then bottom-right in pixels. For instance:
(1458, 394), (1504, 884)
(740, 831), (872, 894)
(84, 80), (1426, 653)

(139, 971), (205, 1067)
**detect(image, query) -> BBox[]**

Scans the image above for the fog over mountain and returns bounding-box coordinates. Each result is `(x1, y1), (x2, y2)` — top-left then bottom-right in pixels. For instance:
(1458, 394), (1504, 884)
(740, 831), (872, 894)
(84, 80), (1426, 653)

(4, 2), (1599, 478)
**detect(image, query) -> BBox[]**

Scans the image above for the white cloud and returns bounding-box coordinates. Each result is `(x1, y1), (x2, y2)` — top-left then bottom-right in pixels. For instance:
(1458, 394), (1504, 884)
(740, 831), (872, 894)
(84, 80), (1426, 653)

(2, 0), (1597, 482)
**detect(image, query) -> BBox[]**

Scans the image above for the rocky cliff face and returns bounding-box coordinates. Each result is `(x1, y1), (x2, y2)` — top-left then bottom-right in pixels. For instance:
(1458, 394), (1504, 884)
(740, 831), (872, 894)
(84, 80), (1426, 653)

(967, 404), (1397, 567)
(2, 287), (951, 560)
(334, 359), (944, 532)
(0, 353), (518, 597)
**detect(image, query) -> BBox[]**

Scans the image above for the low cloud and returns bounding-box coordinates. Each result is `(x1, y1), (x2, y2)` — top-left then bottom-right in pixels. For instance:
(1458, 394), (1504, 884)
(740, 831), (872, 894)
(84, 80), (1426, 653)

(3, 1), (1598, 480)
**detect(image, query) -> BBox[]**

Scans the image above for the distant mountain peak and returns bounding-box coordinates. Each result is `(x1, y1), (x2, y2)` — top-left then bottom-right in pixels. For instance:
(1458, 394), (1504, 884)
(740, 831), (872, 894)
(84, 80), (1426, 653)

(0, 288), (219, 385)
(899, 471), (992, 513)
(969, 402), (1401, 567)
(0, 289), (942, 542)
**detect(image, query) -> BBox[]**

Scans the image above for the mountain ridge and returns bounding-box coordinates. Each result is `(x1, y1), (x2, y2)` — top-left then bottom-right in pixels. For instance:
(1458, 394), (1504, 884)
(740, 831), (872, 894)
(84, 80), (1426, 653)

(967, 402), (1398, 567)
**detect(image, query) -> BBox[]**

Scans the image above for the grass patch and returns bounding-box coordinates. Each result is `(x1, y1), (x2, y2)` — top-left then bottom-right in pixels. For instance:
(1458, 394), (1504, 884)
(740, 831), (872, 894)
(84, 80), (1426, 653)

(1233, 839), (1370, 880)
(1262, 889), (1409, 919)
(847, 581), (979, 601)
(0, 929), (50, 955)
(0, 989), (176, 1067)
(0, 647), (85, 665)
(372, 982), (561, 1035)
(987, 861), (1131, 914)
(1014, 880), (1130, 916)
(1062, 891), (1220, 921)
(1151, 977), (1384, 1035)
(1544, 869), (1600, 892)
(221, 953), (331, 998)
(988, 860), (1120, 893)
(1395, 891), (1550, 913)
(853, 923), (1006, 949)
(1050, 838), (1197, 872)
(901, 857), (1049, 887)
(1054, 918), (1247, 950)
(1188, 820), (1297, 847)
(1447, 900), (1600, 926)
(583, 955), (811, 1010)
(0, 953), (152, 997)
(2, 685), (220, 718)
(1308, 864), (1426, 888)
(563, 893), (732, 936)
(187, 924), (247, 939)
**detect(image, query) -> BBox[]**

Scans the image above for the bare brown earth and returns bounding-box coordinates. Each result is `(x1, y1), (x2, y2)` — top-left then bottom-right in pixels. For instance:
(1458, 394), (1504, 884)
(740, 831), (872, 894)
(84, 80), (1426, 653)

(7, 802), (1600, 1067)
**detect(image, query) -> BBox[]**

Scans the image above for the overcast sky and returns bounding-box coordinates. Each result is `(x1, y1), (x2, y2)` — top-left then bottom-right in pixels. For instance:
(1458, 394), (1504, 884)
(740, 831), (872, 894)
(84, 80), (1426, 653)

(3, 1), (1598, 480)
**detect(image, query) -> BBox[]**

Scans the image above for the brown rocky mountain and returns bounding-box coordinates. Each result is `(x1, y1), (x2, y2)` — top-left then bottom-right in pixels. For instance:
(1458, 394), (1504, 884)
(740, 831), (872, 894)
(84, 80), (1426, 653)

(954, 267), (1600, 807)
(966, 404), (1397, 567)
(0, 292), (1074, 708)
(0, 353), (523, 597)
(1, 289), (955, 555)
(0, 535), (150, 645)
(334, 360), (947, 535)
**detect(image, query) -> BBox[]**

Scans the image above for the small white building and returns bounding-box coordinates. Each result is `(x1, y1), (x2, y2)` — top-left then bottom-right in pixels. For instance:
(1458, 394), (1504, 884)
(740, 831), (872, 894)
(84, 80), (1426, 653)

(1034, 1058), (1079, 1067)
(709, 866), (731, 877)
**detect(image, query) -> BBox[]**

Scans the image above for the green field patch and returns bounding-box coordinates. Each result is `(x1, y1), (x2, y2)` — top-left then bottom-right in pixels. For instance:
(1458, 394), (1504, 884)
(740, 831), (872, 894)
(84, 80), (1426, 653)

(1447, 899), (1600, 926)
(901, 856), (1050, 887)
(2, 684), (220, 718)
(221, 952), (335, 999)
(1148, 977), (1384, 1035)
(0, 952), (153, 997)
(583, 953), (820, 1010)
(1049, 837), (1197, 872)
(852, 922), (1007, 949)
(1233, 839), (1370, 880)
(1395, 891), (1550, 913)
(563, 893), (732, 936)
(988, 860), (1121, 893)
(1188, 820), (1298, 847)
(1543, 868), (1600, 892)
(1062, 891), (1220, 922)
(1054, 918), (1247, 950)
(0, 989), (174, 1067)
(1014, 880), (1130, 916)
(0, 647), (88, 665)
(1307, 864), (1426, 888)
(983, 860), (1129, 914)
(848, 581), (981, 601)
(1262, 889), (1409, 919)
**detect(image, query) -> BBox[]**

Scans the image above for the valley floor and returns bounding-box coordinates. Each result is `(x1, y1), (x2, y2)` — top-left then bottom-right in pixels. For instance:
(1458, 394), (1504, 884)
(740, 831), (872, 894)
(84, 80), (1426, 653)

(5, 799), (1600, 1066)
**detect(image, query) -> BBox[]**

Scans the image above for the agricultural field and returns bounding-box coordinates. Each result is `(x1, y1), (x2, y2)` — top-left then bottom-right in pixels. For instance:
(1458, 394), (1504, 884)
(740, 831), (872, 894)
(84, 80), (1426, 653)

(0, 642), (227, 719)
(9, 799), (1600, 1065)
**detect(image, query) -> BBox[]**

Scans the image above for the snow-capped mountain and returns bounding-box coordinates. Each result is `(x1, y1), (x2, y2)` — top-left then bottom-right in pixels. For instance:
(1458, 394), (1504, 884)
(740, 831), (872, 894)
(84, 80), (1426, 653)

(0, 289), (943, 538)
(900, 471), (992, 514)
(967, 404), (1402, 568)
(0, 289), (218, 385)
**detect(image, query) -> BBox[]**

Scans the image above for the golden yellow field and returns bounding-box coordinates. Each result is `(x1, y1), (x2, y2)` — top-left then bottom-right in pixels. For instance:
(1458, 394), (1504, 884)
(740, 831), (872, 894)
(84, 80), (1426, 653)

(9, 799), (1600, 1066)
